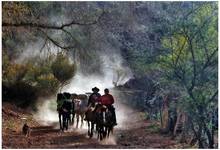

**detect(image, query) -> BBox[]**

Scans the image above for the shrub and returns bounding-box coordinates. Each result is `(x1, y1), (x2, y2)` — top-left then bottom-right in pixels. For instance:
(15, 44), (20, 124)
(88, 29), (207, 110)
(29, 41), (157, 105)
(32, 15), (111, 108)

(51, 52), (76, 84)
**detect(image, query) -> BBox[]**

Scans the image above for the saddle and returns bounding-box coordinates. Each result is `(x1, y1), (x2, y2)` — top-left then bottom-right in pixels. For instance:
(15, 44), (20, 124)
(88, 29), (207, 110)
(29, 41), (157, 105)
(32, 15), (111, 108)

(87, 106), (96, 112)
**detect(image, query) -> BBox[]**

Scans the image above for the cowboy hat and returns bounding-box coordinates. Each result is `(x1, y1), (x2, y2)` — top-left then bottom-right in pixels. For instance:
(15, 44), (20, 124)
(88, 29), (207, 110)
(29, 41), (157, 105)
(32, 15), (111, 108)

(92, 87), (99, 92)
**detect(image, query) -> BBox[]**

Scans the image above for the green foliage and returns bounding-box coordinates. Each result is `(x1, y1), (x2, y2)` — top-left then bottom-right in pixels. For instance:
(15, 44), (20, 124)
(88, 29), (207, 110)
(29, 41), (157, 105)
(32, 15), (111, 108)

(125, 48), (160, 76)
(2, 52), (76, 106)
(36, 74), (59, 95)
(158, 3), (217, 148)
(3, 63), (27, 84)
(51, 52), (76, 83)
(146, 123), (160, 133)
(161, 3), (217, 90)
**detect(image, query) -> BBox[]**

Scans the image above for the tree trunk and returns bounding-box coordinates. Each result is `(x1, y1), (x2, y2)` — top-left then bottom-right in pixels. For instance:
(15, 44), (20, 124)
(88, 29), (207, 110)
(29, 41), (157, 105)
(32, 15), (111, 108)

(173, 108), (181, 137)
(197, 124), (204, 148)
(161, 106), (169, 131)
(202, 121), (214, 148)
(180, 113), (188, 143)
(189, 118), (204, 148)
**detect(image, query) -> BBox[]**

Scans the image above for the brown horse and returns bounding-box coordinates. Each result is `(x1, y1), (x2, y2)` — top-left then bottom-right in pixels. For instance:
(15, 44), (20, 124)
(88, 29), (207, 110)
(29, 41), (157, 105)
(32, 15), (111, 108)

(86, 106), (96, 138)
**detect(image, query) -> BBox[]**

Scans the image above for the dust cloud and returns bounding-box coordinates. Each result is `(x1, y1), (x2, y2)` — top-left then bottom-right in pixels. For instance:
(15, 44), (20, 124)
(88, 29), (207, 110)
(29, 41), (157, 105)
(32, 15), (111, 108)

(33, 43), (134, 146)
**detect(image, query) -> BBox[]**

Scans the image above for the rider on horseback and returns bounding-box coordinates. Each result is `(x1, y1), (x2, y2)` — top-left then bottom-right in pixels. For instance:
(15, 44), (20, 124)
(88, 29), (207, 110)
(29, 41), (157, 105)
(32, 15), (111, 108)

(88, 87), (101, 107)
(84, 87), (101, 121)
(99, 88), (117, 126)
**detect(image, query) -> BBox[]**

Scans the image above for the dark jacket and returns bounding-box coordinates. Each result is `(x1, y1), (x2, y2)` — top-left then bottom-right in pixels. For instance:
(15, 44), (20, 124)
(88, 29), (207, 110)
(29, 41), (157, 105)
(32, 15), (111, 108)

(88, 92), (101, 107)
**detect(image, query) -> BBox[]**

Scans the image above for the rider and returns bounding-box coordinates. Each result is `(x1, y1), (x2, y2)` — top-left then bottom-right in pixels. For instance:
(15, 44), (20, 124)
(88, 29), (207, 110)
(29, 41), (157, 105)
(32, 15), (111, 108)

(87, 87), (101, 107)
(99, 88), (117, 126)
(84, 87), (101, 120)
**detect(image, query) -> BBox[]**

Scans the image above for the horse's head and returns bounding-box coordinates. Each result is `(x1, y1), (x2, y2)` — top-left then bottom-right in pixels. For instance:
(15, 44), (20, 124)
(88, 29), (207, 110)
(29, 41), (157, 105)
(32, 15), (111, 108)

(71, 93), (78, 99)
(94, 103), (103, 113)
(74, 99), (81, 108)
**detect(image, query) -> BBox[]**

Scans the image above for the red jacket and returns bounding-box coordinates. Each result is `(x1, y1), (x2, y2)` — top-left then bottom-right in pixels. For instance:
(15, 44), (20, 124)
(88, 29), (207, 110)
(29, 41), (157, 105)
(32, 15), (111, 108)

(99, 94), (114, 106)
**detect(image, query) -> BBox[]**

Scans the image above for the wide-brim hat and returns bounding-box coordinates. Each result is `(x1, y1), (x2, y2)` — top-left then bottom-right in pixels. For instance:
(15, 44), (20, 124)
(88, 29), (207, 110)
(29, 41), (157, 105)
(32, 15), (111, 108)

(92, 87), (99, 92)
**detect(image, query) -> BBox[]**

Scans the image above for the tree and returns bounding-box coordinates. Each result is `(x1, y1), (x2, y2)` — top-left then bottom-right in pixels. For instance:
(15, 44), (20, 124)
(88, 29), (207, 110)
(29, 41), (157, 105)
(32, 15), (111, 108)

(159, 3), (217, 148)
(51, 52), (76, 91)
(2, 2), (105, 51)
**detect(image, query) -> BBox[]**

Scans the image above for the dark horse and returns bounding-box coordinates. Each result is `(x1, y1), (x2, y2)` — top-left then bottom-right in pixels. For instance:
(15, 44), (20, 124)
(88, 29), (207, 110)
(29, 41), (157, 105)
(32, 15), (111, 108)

(86, 104), (114, 140)
(103, 106), (114, 138)
(57, 93), (73, 131)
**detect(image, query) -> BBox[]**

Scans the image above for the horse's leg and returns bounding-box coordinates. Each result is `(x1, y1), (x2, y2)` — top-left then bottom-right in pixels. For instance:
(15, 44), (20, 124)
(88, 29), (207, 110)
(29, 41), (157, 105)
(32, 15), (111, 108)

(80, 114), (84, 128)
(107, 127), (111, 138)
(98, 124), (101, 140)
(65, 115), (68, 130)
(103, 126), (106, 139)
(95, 125), (97, 133)
(59, 113), (62, 130)
(70, 113), (72, 125)
(63, 113), (68, 130)
(76, 114), (79, 128)
(100, 125), (103, 140)
(97, 125), (99, 140)
(88, 121), (90, 136)
(110, 126), (114, 136)
(72, 112), (75, 125)
(62, 114), (66, 131)
(90, 123), (94, 138)
(97, 124), (100, 140)
(61, 114), (64, 131)
(66, 114), (70, 130)
(96, 123), (102, 141)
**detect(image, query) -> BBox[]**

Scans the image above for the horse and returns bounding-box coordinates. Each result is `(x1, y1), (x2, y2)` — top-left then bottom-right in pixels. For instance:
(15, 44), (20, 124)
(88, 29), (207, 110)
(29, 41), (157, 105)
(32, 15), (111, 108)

(74, 94), (88, 128)
(96, 105), (115, 139)
(86, 103), (114, 140)
(86, 106), (96, 138)
(61, 100), (72, 131)
(95, 104), (105, 140)
(70, 93), (77, 125)
(57, 93), (73, 131)
(58, 106), (70, 131)
(103, 108), (114, 138)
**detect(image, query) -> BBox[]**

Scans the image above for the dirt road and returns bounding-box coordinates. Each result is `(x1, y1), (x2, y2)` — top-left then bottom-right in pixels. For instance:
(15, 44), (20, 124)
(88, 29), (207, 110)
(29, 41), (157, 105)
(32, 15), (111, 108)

(3, 120), (183, 149)
(3, 102), (187, 149)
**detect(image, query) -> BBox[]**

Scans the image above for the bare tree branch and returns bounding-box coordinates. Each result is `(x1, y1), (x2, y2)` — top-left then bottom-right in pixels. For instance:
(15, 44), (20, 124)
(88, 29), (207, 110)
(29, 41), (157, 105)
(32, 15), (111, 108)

(38, 29), (76, 50)
(209, 90), (218, 103)
(202, 48), (218, 71)
(187, 36), (196, 92)
(174, 35), (187, 67)
(2, 11), (105, 29)
(39, 38), (48, 53)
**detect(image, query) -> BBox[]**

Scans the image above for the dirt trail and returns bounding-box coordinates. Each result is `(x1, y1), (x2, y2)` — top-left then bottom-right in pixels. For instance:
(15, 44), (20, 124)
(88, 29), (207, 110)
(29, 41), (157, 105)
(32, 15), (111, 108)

(2, 102), (186, 148)
(3, 120), (181, 148)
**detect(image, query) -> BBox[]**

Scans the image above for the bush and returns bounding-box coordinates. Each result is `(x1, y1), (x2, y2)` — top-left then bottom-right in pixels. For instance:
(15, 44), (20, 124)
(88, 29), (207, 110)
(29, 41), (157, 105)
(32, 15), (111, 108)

(51, 52), (76, 83)
(3, 63), (27, 84)
(36, 73), (59, 95)
(2, 52), (76, 108)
